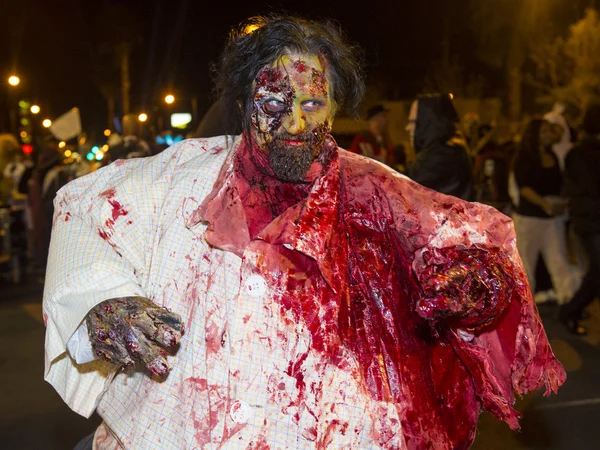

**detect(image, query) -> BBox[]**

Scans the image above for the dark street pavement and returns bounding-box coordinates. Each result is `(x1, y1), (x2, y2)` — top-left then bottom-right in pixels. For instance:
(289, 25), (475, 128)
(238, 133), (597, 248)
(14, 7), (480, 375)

(1, 272), (599, 450)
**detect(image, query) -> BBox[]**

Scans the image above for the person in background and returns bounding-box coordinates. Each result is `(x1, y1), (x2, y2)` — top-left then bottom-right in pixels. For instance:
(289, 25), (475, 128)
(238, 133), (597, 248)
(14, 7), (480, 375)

(27, 136), (63, 270)
(544, 101), (587, 286)
(472, 124), (498, 203)
(559, 103), (600, 335)
(511, 118), (580, 308)
(405, 93), (473, 200)
(0, 134), (20, 206)
(107, 114), (151, 162)
(350, 103), (394, 166)
(461, 112), (482, 157)
(544, 101), (574, 171)
(0, 134), (27, 282)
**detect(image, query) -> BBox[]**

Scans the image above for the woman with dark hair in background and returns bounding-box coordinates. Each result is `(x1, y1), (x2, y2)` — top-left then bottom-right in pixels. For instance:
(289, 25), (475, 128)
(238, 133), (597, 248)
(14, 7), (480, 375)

(512, 118), (580, 312)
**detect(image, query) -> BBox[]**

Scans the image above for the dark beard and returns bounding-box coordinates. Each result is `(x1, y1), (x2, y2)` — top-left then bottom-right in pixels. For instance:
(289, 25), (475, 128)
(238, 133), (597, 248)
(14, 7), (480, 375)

(268, 135), (322, 182)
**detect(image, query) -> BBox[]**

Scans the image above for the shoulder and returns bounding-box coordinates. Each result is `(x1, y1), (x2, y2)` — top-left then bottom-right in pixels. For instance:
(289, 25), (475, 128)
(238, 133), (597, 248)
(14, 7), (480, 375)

(340, 148), (403, 178)
(338, 149), (509, 241)
(339, 148), (419, 197)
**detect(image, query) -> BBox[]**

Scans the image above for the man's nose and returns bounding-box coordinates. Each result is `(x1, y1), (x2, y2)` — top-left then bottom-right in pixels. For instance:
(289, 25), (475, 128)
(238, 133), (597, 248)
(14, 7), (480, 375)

(284, 105), (306, 135)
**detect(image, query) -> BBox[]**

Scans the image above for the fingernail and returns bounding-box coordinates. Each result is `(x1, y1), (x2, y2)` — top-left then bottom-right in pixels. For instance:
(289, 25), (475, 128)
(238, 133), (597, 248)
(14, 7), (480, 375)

(147, 359), (170, 377)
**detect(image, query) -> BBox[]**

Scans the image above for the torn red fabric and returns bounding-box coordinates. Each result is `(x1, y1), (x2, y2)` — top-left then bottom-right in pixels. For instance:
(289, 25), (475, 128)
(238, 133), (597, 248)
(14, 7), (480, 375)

(195, 134), (565, 450)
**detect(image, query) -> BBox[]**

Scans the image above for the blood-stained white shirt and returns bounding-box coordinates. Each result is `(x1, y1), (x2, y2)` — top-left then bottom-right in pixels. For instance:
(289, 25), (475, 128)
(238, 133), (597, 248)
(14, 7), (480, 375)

(44, 134), (566, 450)
(43, 136), (405, 449)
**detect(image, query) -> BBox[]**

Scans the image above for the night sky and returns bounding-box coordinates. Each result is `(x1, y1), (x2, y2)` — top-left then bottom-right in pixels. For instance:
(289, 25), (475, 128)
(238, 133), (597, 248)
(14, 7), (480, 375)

(1, 0), (579, 137)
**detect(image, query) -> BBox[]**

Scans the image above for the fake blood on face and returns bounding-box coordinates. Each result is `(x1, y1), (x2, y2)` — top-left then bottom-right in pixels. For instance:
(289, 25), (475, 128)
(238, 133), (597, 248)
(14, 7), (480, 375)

(251, 54), (332, 147)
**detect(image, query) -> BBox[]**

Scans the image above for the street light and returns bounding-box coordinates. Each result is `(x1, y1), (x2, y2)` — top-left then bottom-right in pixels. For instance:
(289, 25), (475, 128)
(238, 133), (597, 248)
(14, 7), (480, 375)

(42, 119), (52, 128)
(164, 94), (175, 104)
(138, 113), (148, 122)
(30, 105), (40, 114)
(103, 129), (111, 137)
(58, 141), (66, 149)
(8, 75), (20, 87)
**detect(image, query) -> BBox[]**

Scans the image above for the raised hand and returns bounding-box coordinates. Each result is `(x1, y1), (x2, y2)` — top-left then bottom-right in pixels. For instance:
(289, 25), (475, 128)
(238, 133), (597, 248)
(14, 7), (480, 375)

(85, 296), (184, 377)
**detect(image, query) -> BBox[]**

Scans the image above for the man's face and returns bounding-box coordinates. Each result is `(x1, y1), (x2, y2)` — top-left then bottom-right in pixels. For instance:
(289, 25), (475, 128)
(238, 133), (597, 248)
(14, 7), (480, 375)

(405, 100), (418, 146)
(250, 52), (334, 182)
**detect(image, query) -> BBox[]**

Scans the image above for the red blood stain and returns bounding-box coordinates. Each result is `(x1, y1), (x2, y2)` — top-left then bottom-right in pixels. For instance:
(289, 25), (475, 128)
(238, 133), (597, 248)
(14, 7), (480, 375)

(293, 60), (307, 73)
(108, 199), (128, 221)
(100, 188), (116, 199)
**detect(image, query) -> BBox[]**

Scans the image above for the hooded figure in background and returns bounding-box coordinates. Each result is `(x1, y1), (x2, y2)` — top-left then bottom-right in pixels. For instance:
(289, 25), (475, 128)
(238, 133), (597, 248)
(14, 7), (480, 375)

(406, 94), (474, 201)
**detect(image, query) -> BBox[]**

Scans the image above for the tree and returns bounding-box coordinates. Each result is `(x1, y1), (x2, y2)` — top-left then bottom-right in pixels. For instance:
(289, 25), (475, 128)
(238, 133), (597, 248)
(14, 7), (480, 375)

(470, 0), (564, 124)
(86, 1), (144, 126)
(422, 56), (484, 99)
(529, 8), (600, 115)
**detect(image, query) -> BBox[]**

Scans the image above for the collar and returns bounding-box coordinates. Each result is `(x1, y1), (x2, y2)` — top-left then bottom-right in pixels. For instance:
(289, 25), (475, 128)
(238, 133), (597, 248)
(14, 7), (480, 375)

(192, 134), (342, 290)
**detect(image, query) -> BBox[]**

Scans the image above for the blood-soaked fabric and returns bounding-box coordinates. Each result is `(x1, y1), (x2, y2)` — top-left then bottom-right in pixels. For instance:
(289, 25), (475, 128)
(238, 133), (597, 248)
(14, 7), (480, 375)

(198, 133), (565, 449)
(233, 136), (336, 240)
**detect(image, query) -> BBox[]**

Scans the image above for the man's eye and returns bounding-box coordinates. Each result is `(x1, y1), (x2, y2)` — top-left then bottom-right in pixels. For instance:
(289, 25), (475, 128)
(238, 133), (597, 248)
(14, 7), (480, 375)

(262, 99), (287, 114)
(302, 100), (324, 112)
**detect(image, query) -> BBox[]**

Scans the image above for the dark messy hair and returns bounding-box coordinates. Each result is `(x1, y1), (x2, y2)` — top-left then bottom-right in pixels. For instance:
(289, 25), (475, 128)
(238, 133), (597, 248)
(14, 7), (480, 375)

(512, 118), (548, 169)
(520, 119), (548, 153)
(213, 14), (365, 135)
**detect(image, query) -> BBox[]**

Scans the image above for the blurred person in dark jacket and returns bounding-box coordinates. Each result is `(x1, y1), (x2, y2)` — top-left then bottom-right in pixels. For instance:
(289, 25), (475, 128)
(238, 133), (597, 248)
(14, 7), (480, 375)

(472, 123), (517, 208)
(28, 135), (63, 269)
(405, 93), (473, 200)
(559, 103), (600, 335)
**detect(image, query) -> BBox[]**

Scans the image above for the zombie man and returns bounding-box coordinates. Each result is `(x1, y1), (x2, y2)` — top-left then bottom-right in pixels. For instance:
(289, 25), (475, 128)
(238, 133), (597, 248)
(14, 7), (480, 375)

(44, 15), (565, 450)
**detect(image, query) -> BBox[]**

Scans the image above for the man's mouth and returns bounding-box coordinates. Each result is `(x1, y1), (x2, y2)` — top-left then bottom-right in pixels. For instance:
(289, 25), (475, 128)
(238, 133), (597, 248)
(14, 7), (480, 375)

(279, 139), (307, 146)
